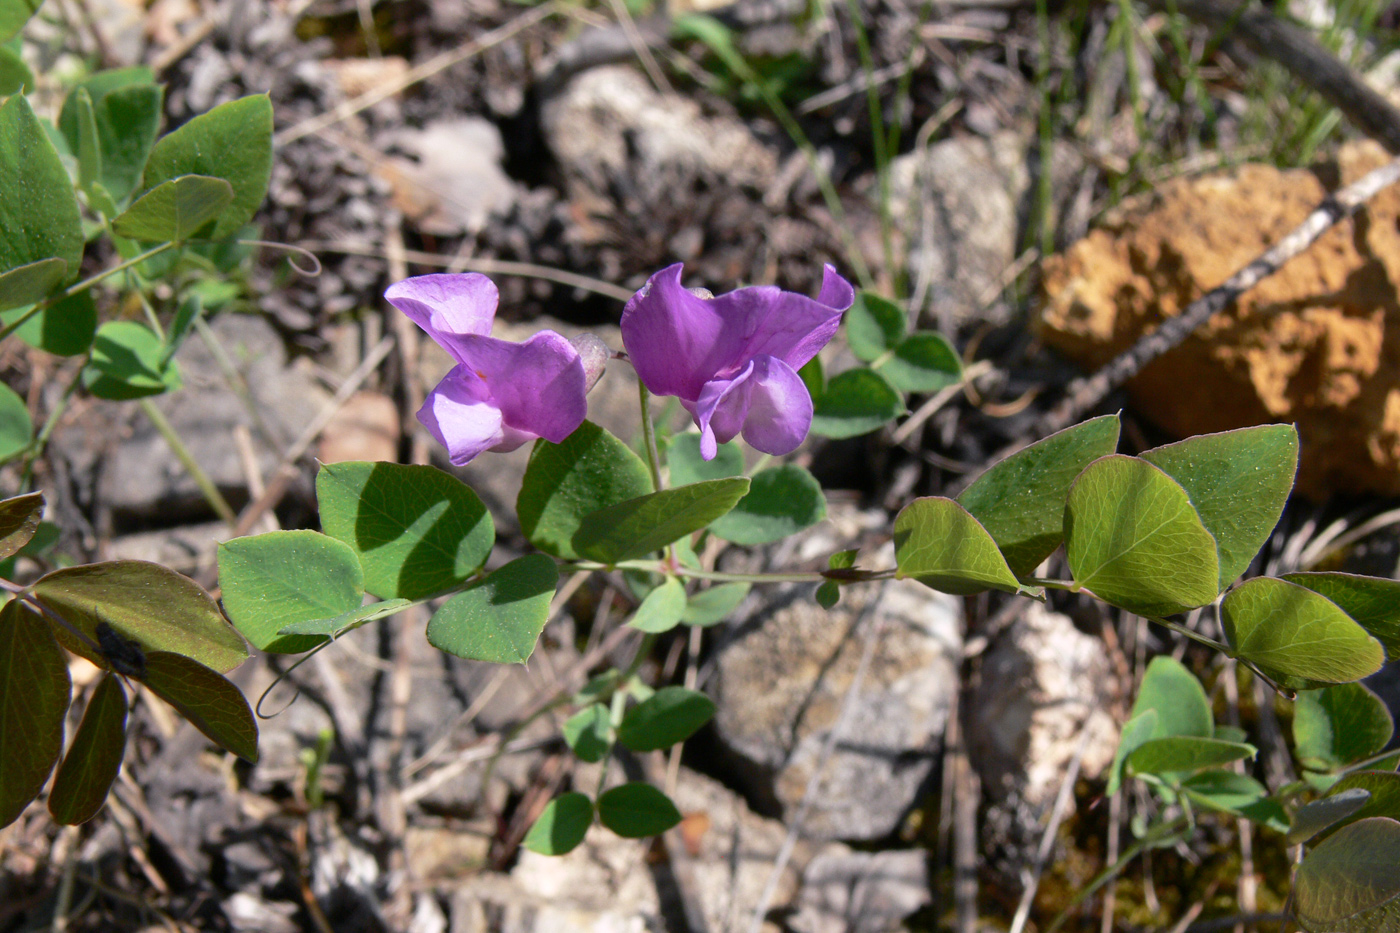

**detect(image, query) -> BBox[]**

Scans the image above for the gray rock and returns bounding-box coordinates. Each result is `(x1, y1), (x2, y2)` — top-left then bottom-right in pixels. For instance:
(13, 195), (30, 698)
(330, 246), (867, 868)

(712, 518), (962, 842)
(789, 849), (931, 933)
(93, 313), (330, 526)
(969, 602), (1119, 812)
(888, 132), (1029, 331)
(381, 118), (519, 236)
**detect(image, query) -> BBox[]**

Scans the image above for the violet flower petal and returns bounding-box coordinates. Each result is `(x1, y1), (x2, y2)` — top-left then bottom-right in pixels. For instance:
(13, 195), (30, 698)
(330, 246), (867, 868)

(451, 331), (588, 445)
(417, 366), (505, 465)
(692, 356), (812, 459)
(385, 274), (497, 364)
(620, 264), (727, 401)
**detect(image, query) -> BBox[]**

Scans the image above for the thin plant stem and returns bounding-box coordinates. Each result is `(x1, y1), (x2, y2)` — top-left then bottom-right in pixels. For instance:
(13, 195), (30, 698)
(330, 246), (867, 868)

(1146, 615), (1233, 655)
(844, 0), (896, 289)
(637, 380), (664, 494)
(0, 242), (176, 345)
(137, 398), (239, 527)
(1043, 816), (1190, 933)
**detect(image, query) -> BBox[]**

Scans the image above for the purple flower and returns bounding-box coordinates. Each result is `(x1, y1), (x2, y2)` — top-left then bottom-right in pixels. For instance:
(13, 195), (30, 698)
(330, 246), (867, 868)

(621, 263), (855, 460)
(386, 273), (587, 465)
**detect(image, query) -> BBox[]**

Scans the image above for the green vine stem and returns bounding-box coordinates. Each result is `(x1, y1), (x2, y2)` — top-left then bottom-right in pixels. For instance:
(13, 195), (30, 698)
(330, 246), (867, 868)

(637, 380), (664, 495)
(138, 399), (239, 527)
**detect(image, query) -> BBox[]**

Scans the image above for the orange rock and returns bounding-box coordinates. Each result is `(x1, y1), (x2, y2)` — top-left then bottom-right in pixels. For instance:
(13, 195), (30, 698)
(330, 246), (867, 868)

(317, 391), (400, 465)
(1038, 141), (1400, 498)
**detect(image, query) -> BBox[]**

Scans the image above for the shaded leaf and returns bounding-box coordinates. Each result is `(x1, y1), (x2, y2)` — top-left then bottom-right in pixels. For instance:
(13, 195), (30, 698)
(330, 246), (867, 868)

(1294, 683), (1394, 772)
(562, 705), (611, 763)
(1290, 789), (1373, 845)
(1130, 656), (1214, 740)
(1108, 711), (1158, 795)
(218, 530), (363, 653)
(139, 95), (273, 240)
(518, 421), (652, 560)
(0, 382), (30, 462)
(1180, 770), (1288, 832)
(0, 95), (82, 288)
(141, 651), (257, 762)
(1126, 736), (1255, 776)
(957, 415), (1120, 576)
(682, 582), (749, 627)
(573, 478), (750, 564)
(317, 461), (494, 600)
(846, 291), (906, 361)
(0, 491), (42, 559)
(1221, 577), (1384, 689)
(1316, 772), (1400, 842)
(48, 674), (127, 825)
(1064, 455), (1220, 617)
(1294, 817), (1400, 933)
(617, 686), (716, 752)
(523, 792), (594, 855)
(57, 68), (162, 201)
(35, 560), (247, 673)
(0, 46), (30, 96)
(0, 258), (66, 313)
(2, 290), (98, 356)
(83, 321), (181, 400)
(276, 599), (411, 638)
(426, 554), (557, 664)
(665, 433), (742, 487)
(893, 496), (1022, 595)
(112, 175), (234, 244)
(875, 332), (962, 393)
(1283, 572), (1400, 658)
(710, 465), (825, 545)
(629, 576), (686, 634)
(598, 782), (682, 837)
(1140, 425), (1298, 590)
(815, 580), (840, 609)
(0, 0), (42, 43)
(0, 600), (69, 828)
(810, 368), (905, 439)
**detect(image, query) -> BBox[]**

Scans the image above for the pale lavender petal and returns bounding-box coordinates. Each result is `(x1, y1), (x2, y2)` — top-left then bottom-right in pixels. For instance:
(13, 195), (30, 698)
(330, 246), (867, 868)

(386, 274), (498, 364)
(736, 356), (812, 456)
(621, 264), (727, 402)
(491, 425), (535, 453)
(452, 330), (587, 444)
(706, 271), (853, 373)
(417, 366), (505, 465)
(693, 362), (756, 460)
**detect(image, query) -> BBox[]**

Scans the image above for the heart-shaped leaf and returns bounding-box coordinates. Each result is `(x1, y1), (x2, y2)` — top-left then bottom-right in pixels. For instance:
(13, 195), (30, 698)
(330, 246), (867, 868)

(426, 554), (557, 664)
(1221, 577), (1384, 688)
(518, 421), (653, 560)
(629, 576), (687, 634)
(140, 651), (257, 762)
(48, 674), (127, 825)
(1282, 572), (1400, 658)
(524, 792), (594, 855)
(1294, 817), (1400, 933)
(573, 478), (750, 564)
(893, 496), (1022, 595)
(317, 461), (494, 600)
(710, 464), (825, 545)
(597, 782), (682, 838)
(112, 175), (234, 244)
(218, 530), (364, 653)
(1065, 455), (1220, 617)
(958, 415), (1120, 576)
(1140, 425), (1298, 590)
(1131, 656), (1214, 739)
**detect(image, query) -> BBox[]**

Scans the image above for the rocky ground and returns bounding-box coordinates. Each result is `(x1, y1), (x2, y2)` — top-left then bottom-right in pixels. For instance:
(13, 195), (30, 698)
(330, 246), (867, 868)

(6, 0), (1400, 931)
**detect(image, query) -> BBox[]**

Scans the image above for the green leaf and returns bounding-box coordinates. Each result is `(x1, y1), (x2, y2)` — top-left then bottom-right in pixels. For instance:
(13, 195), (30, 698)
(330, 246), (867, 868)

(815, 580), (840, 608)
(58, 75), (163, 202)
(2, 290), (98, 355)
(112, 175), (234, 244)
(426, 554), (557, 664)
(218, 530), (363, 653)
(1131, 656), (1214, 739)
(893, 496), (1023, 595)
(573, 478), (750, 564)
(140, 651), (257, 762)
(1294, 817), (1400, 933)
(629, 576), (687, 634)
(681, 582), (749, 627)
(809, 368), (905, 439)
(1290, 789), (1373, 845)
(597, 782), (682, 837)
(0, 381), (30, 462)
(0, 600), (69, 828)
(139, 94), (273, 240)
(0, 0), (42, 43)
(1108, 710), (1159, 795)
(1064, 455), (1220, 617)
(0, 258), (67, 313)
(276, 598), (411, 638)
(562, 704), (612, 763)
(846, 291), (907, 361)
(0, 95), (82, 288)
(162, 294), (202, 366)
(34, 560), (247, 673)
(1140, 425), (1298, 590)
(523, 792), (594, 855)
(1294, 683), (1394, 772)
(316, 461), (494, 600)
(0, 491), (42, 559)
(1283, 573), (1400, 658)
(1316, 772), (1400, 841)
(1126, 736), (1255, 776)
(1221, 577), (1384, 689)
(957, 414), (1120, 576)
(709, 465), (825, 545)
(617, 686), (716, 752)
(798, 356), (823, 398)
(665, 432), (743, 487)
(875, 332), (962, 393)
(48, 674), (126, 825)
(518, 421), (653, 560)
(0, 46), (31, 96)
(72, 88), (102, 198)
(1180, 771), (1288, 832)
(83, 321), (181, 400)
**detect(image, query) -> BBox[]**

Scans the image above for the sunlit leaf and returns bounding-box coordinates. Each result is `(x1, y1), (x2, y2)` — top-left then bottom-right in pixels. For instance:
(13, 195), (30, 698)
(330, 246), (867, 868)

(893, 496), (1022, 595)
(573, 478), (750, 564)
(1283, 572), (1400, 658)
(218, 530), (363, 653)
(0, 95), (82, 291)
(810, 368), (905, 439)
(112, 175), (234, 244)
(0, 491), (42, 559)
(628, 576), (686, 634)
